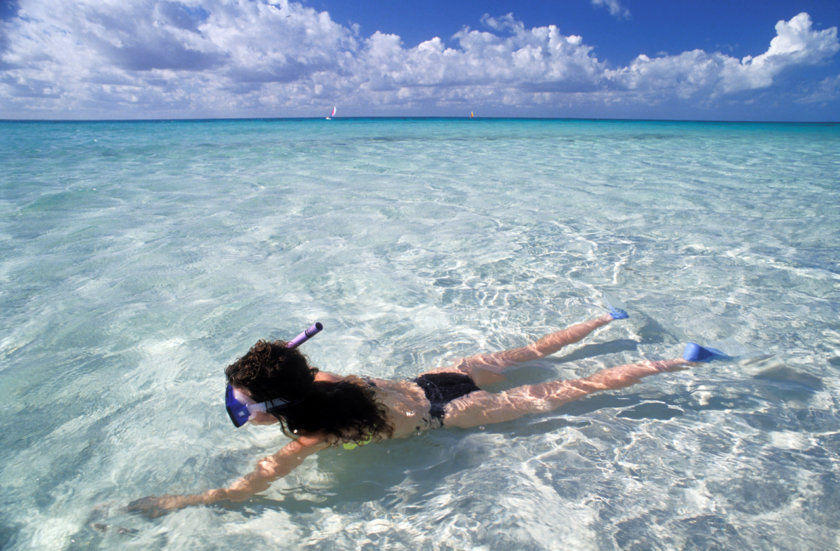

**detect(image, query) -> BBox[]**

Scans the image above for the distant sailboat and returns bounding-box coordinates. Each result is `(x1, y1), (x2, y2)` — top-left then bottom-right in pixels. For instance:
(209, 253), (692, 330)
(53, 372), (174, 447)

(326, 106), (336, 120)
(470, 111), (474, 119)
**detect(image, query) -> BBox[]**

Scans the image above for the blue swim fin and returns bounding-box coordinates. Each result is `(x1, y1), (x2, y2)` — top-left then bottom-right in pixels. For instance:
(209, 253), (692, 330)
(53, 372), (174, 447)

(609, 307), (629, 320)
(603, 293), (629, 320)
(683, 342), (729, 362)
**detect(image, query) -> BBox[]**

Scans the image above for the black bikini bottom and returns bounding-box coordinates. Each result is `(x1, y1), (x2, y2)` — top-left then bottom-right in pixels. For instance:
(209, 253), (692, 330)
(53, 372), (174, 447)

(414, 372), (481, 425)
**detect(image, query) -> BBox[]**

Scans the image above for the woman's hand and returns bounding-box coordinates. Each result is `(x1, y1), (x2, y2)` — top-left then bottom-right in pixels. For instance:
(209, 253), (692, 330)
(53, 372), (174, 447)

(126, 494), (187, 518)
(126, 435), (329, 518)
(126, 490), (222, 518)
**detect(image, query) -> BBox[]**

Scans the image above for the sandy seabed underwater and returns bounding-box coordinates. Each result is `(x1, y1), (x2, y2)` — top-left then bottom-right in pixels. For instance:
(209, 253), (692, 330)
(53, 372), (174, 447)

(1, 118), (839, 550)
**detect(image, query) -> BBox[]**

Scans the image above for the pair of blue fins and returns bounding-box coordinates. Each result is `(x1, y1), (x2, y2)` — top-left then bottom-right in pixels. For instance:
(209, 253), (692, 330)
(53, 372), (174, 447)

(608, 306), (730, 363)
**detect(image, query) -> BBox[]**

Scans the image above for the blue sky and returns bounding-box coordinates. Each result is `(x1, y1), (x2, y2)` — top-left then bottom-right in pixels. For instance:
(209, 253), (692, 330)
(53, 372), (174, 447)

(1, 0), (839, 120)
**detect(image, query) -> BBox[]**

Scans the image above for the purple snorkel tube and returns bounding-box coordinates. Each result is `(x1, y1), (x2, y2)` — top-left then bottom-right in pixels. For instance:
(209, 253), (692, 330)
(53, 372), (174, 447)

(286, 322), (323, 349)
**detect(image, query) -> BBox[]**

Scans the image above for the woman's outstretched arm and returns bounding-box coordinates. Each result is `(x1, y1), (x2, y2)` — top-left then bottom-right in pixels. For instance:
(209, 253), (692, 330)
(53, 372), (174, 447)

(128, 434), (330, 517)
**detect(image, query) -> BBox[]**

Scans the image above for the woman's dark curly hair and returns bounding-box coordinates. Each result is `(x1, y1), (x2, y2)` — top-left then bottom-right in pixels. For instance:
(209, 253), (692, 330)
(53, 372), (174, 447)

(225, 340), (393, 444)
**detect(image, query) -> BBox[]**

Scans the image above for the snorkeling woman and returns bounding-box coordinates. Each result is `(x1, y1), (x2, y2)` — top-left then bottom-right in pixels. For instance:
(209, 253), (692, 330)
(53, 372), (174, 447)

(128, 309), (726, 517)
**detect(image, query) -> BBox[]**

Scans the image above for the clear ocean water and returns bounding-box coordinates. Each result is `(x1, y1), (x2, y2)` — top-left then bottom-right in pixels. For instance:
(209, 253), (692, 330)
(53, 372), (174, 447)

(1, 118), (838, 550)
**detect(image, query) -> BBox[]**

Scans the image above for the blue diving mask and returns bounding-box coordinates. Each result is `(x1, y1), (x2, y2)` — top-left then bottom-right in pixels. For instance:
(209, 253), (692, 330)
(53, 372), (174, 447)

(225, 322), (323, 428)
(225, 384), (289, 428)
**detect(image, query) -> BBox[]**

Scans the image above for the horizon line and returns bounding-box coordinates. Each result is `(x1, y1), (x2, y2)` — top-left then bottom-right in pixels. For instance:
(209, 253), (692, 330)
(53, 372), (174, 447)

(1, 116), (838, 125)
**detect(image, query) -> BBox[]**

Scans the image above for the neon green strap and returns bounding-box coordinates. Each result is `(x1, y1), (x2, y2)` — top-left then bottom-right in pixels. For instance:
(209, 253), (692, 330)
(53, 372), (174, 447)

(342, 435), (373, 450)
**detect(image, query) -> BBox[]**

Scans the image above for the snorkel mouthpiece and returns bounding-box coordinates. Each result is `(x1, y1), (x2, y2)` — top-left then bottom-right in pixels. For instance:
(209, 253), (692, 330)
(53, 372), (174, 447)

(226, 322), (323, 428)
(286, 321), (323, 349)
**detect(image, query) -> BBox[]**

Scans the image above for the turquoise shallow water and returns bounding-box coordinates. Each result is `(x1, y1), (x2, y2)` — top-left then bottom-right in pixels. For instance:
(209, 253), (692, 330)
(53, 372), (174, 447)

(1, 118), (839, 550)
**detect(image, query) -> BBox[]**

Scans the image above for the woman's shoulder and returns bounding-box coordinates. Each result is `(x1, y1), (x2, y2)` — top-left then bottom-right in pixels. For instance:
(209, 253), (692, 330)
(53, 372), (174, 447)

(313, 371), (344, 383)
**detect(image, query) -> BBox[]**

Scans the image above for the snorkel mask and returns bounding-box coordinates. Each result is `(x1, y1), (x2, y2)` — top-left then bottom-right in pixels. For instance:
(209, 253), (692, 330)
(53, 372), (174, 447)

(225, 322), (323, 428)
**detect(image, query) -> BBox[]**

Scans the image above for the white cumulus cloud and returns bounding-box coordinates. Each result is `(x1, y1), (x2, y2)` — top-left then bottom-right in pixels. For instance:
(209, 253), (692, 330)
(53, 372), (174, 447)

(0, 2), (837, 119)
(609, 13), (839, 99)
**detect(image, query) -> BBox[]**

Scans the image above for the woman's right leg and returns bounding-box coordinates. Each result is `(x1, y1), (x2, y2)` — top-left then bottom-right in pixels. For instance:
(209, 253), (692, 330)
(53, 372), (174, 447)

(427, 314), (617, 385)
(443, 357), (690, 429)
